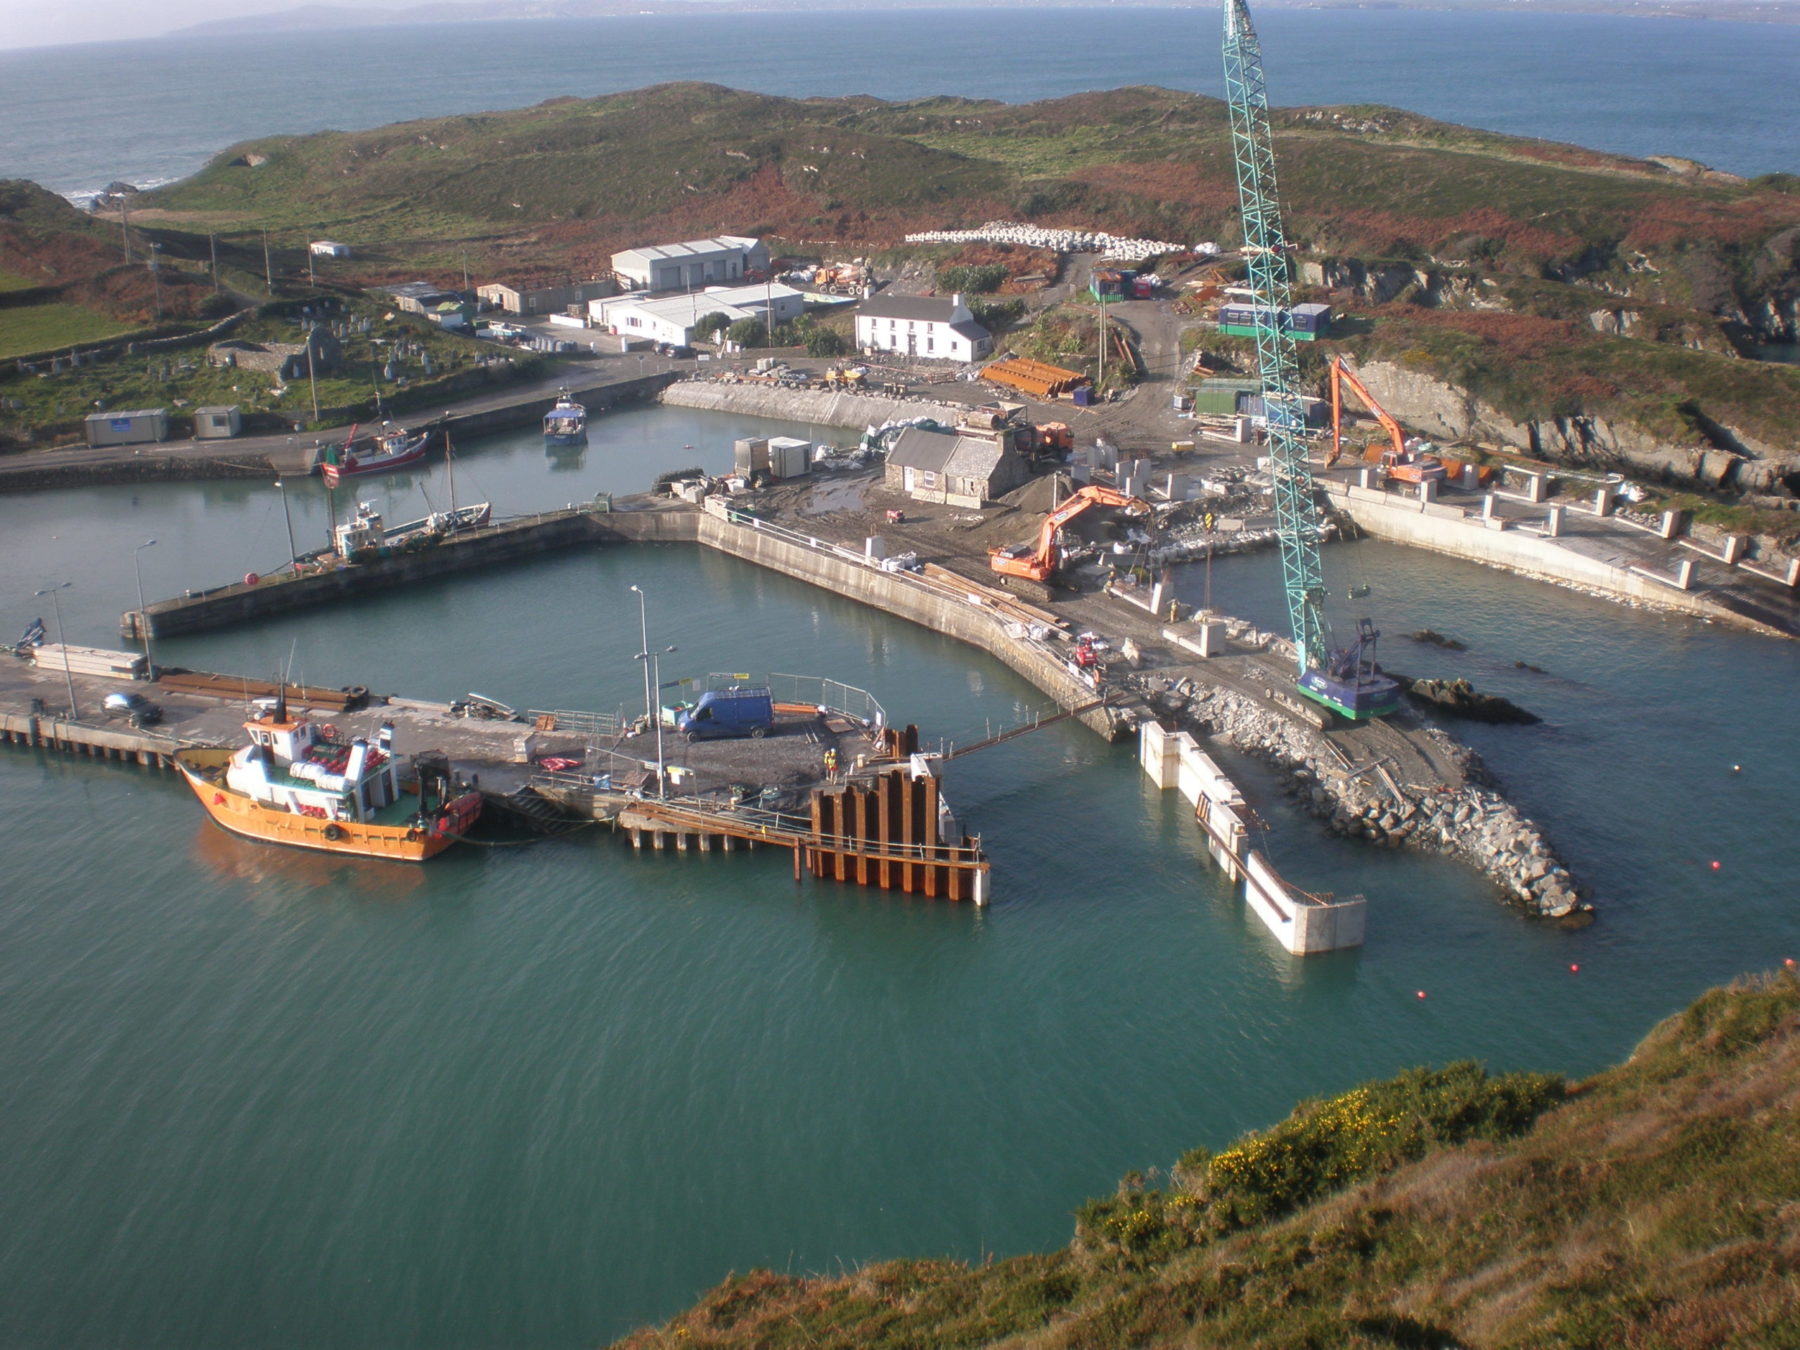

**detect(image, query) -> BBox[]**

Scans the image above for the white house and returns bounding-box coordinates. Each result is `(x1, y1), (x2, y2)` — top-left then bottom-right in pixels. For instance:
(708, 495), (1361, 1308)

(854, 294), (992, 362)
(610, 236), (772, 293)
(590, 283), (804, 347)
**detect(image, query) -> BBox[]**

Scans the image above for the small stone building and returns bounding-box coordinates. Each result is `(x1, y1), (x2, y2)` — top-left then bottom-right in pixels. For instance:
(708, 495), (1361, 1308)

(208, 324), (341, 381)
(884, 426), (1027, 507)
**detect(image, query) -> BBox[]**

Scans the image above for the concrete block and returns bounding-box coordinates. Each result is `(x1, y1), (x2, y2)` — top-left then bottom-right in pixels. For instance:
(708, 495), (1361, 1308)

(1525, 471), (1547, 504)
(1546, 505), (1564, 538)
(1660, 509), (1682, 541)
(1723, 535), (1747, 565)
(865, 535), (887, 560)
(1676, 558), (1696, 590)
(1358, 467), (1375, 489)
(1418, 478), (1439, 503)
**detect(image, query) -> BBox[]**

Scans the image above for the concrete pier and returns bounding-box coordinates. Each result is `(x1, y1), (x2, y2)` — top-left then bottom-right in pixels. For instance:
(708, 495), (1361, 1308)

(126, 507), (614, 639)
(1139, 720), (1365, 955)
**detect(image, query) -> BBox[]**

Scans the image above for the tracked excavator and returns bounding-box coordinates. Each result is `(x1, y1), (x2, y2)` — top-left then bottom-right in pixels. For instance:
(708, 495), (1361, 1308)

(988, 483), (1154, 601)
(1327, 357), (1443, 483)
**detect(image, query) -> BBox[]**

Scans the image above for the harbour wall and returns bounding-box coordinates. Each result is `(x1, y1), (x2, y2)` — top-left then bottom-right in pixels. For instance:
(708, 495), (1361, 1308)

(133, 509), (612, 638)
(658, 378), (970, 433)
(1323, 481), (1779, 635)
(596, 506), (1119, 737)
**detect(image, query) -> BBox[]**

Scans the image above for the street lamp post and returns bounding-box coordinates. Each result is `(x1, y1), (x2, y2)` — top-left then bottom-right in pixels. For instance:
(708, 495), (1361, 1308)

(273, 480), (299, 570)
(634, 644), (677, 798)
(34, 582), (77, 717)
(132, 538), (157, 676)
(628, 584), (652, 733)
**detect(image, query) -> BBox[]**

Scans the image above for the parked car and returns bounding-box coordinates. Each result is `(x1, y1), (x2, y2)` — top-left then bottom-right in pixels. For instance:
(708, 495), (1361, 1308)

(102, 690), (162, 725)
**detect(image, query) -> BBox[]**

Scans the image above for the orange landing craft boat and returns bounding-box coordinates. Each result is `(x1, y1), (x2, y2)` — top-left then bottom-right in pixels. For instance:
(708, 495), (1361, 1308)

(174, 703), (480, 862)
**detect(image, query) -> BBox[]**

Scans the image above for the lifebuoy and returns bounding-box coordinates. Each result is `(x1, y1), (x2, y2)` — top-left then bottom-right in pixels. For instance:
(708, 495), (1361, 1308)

(320, 723), (339, 741)
(323, 823), (344, 842)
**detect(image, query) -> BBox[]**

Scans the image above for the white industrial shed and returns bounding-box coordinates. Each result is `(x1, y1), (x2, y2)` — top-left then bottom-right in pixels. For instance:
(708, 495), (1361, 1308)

(610, 236), (771, 293)
(590, 283), (804, 347)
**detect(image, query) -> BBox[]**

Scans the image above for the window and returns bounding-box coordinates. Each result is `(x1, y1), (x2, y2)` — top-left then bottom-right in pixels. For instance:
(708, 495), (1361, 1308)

(926, 338), (934, 352)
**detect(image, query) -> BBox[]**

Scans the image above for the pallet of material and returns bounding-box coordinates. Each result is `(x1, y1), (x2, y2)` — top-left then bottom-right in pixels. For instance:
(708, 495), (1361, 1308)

(30, 644), (146, 678)
(981, 358), (1088, 400)
(153, 670), (362, 712)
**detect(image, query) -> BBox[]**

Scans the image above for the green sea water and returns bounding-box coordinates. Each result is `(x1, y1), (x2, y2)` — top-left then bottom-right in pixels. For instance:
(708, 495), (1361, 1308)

(1, 406), (1794, 1347)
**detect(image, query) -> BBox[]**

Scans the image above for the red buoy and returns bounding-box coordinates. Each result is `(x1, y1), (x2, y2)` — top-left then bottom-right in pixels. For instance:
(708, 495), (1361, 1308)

(1570, 963), (1581, 973)
(1416, 990), (1428, 1000)
(244, 572), (260, 586)
(1711, 860), (1722, 871)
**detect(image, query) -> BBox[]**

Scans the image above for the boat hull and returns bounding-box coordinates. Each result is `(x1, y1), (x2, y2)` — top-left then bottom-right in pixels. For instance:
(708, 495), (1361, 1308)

(174, 747), (479, 862)
(321, 433), (430, 486)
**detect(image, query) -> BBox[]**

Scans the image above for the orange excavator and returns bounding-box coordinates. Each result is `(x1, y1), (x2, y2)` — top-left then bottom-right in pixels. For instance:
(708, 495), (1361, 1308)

(1326, 356), (1411, 469)
(989, 483), (1154, 597)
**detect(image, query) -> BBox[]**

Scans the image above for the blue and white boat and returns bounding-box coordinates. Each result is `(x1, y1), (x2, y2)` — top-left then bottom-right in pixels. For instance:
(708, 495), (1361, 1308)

(542, 390), (588, 447)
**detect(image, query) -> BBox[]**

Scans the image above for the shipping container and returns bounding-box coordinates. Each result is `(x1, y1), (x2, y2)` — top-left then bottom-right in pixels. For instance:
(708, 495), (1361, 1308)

(193, 405), (241, 440)
(733, 437), (770, 474)
(767, 436), (812, 479)
(84, 408), (169, 448)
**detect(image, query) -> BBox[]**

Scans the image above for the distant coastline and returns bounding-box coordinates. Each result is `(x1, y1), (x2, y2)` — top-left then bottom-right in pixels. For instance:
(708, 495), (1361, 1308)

(167, 0), (1800, 42)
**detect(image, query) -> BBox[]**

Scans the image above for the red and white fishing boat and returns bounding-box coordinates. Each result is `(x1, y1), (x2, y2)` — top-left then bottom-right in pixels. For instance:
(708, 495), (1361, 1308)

(320, 422), (431, 486)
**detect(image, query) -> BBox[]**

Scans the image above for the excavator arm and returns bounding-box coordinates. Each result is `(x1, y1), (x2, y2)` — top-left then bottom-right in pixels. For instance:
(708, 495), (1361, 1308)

(991, 484), (1154, 584)
(1327, 357), (1407, 469)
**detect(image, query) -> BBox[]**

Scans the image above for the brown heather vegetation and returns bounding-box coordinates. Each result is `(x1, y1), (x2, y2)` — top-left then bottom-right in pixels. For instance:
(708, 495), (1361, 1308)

(613, 972), (1800, 1349)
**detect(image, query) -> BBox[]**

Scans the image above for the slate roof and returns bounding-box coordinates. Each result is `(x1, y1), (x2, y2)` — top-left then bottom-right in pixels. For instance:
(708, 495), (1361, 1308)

(888, 427), (1008, 479)
(859, 295), (966, 323)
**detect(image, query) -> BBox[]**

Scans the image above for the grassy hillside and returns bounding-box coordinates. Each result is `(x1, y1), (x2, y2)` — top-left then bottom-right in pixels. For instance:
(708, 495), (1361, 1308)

(613, 970), (1800, 1348)
(138, 84), (1800, 329)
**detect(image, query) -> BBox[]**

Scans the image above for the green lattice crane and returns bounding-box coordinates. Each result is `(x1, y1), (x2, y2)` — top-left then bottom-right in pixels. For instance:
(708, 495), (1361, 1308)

(1222, 0), (1400, 719)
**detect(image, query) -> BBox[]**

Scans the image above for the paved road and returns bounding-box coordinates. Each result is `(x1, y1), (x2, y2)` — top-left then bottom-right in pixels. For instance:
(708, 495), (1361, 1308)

(0, 355), (691, 489)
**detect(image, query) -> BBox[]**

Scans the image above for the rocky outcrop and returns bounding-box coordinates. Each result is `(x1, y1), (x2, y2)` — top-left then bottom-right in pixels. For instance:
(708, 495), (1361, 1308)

(1347, 359), (1800, 496)
(1404, 677), (1541, 725)
(1299, 258), (1499, 310)
(1152, 681), (1588, 920)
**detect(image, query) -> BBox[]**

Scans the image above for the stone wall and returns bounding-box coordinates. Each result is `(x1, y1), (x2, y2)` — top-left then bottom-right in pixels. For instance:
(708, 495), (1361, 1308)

(659, 377), (965, 433)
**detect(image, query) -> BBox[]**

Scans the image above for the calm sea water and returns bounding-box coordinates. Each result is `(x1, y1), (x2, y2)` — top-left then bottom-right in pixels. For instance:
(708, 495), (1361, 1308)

(1, 7), (1795, 200)
(2, 404), (1796, 1347)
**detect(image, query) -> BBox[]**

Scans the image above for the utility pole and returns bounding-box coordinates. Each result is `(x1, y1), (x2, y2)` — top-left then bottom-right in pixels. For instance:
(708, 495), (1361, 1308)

(120, 196), (130, 264)
(208, 232), (219, 291)
(305, 330), (321, 424)
(1097, 289), (1107, 391)
(262, 229), (273, 292)
(307, 232), (316, 286)
(149, 243), (162, 324)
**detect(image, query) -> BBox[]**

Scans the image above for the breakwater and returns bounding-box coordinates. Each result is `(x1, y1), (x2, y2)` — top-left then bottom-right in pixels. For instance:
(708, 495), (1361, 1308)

(1324, 480), (1793, 638)
(658, 376), (966, 432)
(128, 508), (612, 638)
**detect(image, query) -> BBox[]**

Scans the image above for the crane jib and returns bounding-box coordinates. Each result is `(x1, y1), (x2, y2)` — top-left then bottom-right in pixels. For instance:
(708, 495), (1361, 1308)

(1222, 0), (1400, 719)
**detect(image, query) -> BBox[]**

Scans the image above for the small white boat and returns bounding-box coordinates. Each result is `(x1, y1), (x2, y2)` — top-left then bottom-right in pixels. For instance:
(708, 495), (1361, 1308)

(543, 391), (588, 447)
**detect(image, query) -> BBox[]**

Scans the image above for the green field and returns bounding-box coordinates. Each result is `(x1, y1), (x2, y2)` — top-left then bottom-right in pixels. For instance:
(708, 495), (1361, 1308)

(0, 302), (135, 359)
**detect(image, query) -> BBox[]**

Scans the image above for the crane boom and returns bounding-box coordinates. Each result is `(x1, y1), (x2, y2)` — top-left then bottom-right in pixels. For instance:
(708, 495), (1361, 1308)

(1222, 0), (1400, 719)
(1222, 0), (1328, 676)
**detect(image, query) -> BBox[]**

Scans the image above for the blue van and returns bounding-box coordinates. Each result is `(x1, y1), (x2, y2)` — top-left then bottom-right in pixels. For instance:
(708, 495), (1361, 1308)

(676, 686), (775, 742)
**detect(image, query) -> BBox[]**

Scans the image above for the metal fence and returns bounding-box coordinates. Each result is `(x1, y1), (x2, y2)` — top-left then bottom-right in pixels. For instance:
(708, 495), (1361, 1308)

(765, 673), (886, 730)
